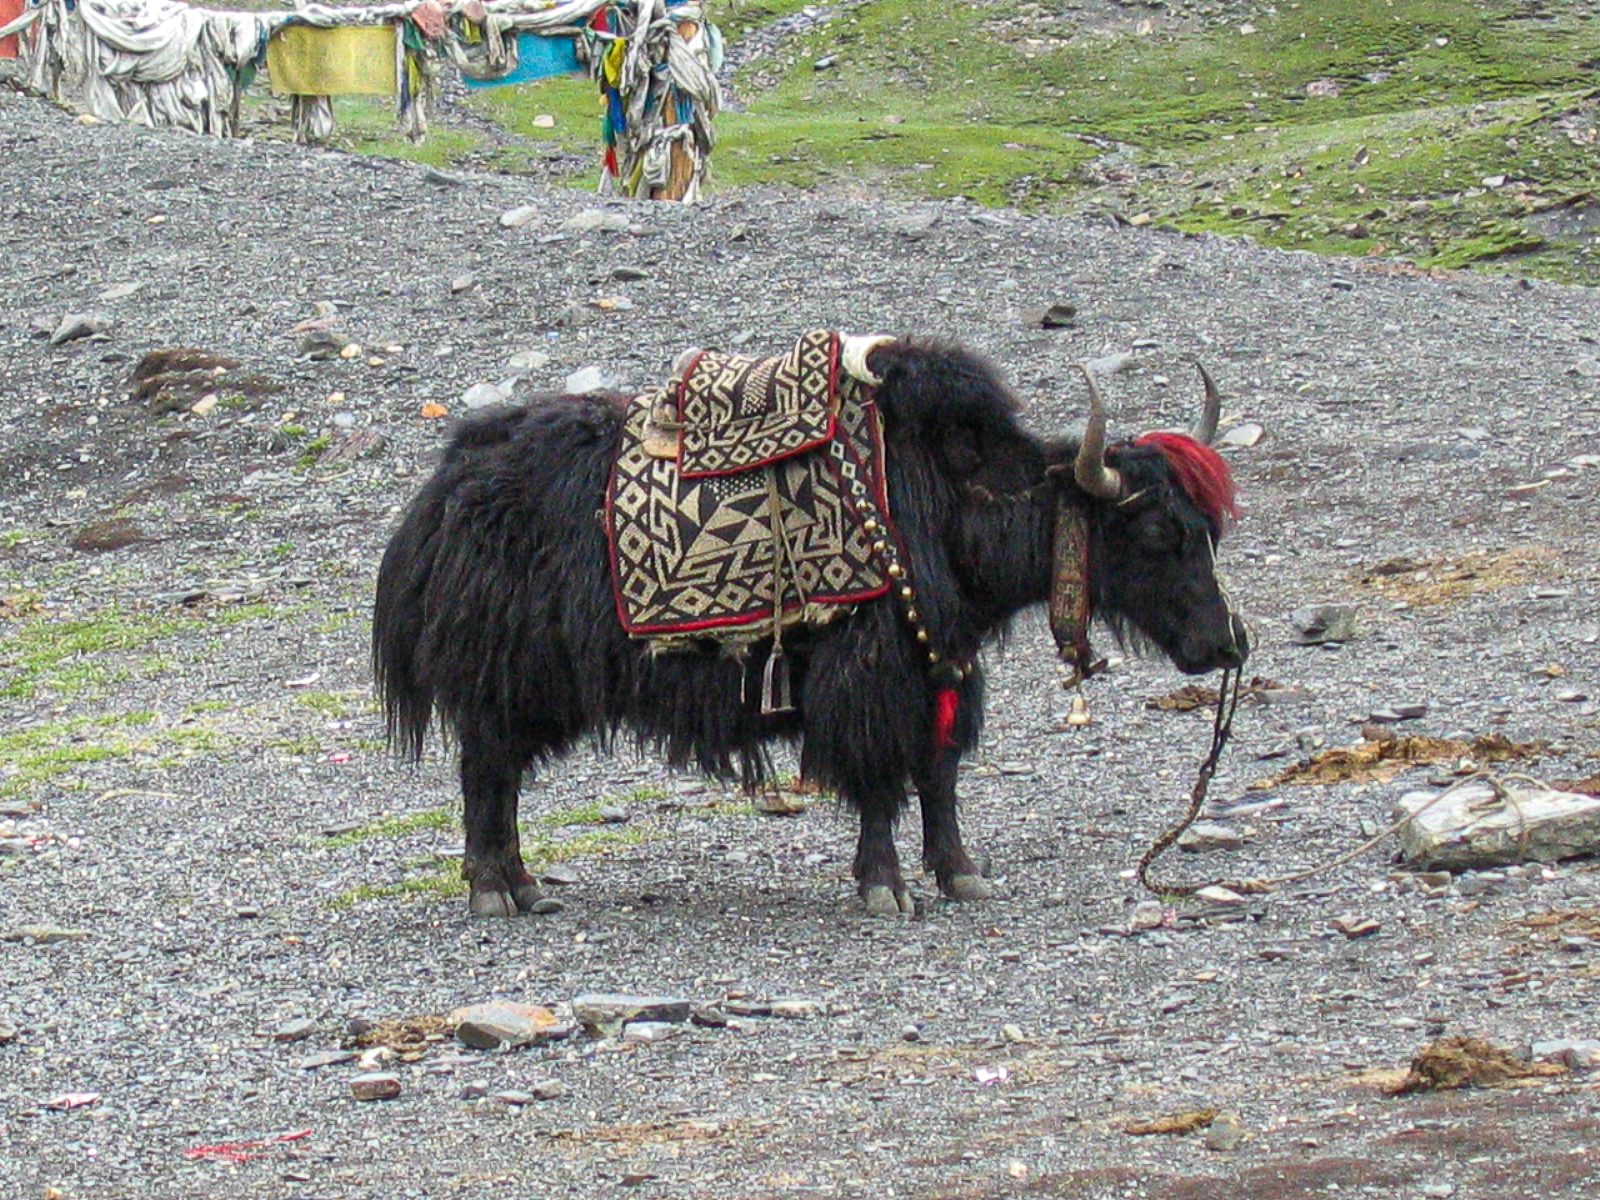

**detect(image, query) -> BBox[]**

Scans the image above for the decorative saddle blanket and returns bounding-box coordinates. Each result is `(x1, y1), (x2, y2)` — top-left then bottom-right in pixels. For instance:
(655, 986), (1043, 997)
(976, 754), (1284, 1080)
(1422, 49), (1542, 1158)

(607, 330), (893, 644)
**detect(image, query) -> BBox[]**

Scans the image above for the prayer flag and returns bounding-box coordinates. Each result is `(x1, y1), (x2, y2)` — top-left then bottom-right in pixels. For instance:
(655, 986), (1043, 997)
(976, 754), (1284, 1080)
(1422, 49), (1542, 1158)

(267, 24), (399, 97)
(0, 0), (24, 59)
(460, 31), (581, 89)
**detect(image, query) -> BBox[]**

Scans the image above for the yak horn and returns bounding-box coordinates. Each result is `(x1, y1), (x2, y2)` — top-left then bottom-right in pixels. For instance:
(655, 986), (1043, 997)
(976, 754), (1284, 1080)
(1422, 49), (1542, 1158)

(842, 334), (895, 386)
(1073, 363), (1126, 502)
(1188, 359), (1222, 444)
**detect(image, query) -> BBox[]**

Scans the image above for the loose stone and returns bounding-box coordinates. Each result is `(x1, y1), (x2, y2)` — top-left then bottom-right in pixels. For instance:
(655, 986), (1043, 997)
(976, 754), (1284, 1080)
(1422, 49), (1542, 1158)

(1178, 822), (1246, 852)
(272, 1017), (317, 1043)
(571, 994), (693, 1035)
(349, 1072), (402, 1101)
(622, 1021), (684, 1044)
(562, 209), (631, 234)
(452, 1002), (570, 1050)
(1289, 603), (1361, 645)
(1, 926), (92, 945)
(499, 205), (541, 228)
(1333, 915), (1382, 939)
(770, 998), (826, 1019)
(297, 1050), (356, 1071)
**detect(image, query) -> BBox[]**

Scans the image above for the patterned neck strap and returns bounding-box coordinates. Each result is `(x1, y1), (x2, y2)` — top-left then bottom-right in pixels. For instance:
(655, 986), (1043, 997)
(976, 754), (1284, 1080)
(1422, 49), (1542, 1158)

(1048, 500), (1103, 687)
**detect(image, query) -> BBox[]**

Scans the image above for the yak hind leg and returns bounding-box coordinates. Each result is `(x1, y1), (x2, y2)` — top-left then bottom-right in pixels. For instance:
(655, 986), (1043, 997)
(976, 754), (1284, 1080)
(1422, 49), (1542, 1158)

(459, 733), (543, 918)
(852, 797), (914, 917)
(913, 749), (992, 902)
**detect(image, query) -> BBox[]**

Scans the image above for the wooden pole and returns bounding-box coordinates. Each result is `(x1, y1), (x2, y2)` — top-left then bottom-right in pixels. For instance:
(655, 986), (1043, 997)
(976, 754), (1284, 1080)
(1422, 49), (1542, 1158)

(651, 18), (699, 201)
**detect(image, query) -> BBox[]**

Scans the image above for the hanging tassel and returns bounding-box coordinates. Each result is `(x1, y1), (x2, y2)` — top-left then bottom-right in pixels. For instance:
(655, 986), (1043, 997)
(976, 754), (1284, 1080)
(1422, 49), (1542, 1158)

(933, 687), (959, 752)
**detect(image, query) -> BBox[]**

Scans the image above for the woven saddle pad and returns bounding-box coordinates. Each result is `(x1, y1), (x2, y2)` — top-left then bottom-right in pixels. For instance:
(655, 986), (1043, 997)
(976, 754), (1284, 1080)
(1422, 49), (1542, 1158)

(607, 330), (892, 642)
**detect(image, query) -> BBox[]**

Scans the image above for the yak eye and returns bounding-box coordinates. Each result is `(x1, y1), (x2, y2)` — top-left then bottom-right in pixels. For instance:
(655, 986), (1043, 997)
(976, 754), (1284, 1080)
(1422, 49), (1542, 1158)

(1136, 509), (1186, 554)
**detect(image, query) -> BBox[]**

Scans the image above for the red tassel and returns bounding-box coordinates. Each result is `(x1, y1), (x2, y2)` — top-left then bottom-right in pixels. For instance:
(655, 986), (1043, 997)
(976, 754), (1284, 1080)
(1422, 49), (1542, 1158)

(934, 687), (959, 752)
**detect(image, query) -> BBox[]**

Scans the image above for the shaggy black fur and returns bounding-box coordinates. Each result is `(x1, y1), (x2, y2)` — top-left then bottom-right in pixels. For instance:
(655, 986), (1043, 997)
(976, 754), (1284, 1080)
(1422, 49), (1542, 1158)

(373, 338), (1246, 917)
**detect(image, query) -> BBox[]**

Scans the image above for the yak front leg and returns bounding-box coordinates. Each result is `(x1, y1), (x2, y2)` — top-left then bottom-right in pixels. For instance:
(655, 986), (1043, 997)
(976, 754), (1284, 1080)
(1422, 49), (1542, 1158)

(459, 733), (543, 917)
(852, 793), (914, 917)
(914, 747), (992, 902)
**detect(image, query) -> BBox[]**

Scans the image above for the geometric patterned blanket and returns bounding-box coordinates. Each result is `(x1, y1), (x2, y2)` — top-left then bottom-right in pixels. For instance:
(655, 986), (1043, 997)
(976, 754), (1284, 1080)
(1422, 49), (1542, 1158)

(606, 330), (893, 643)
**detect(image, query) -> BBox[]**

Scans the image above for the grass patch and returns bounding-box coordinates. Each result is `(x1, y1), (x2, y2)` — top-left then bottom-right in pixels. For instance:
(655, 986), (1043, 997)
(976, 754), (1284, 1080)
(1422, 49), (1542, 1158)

(416, 0), (1600, 280)
(329, 815), (650, 907)
(337, 96), (488, 167)
(532, 826), (649, 862)
(1, 608), (185, 700)
(295, 689), (371, 720)
(325, 806), (457, 848)
(0, 718), (226, 799)
(331, 871), (468, 908)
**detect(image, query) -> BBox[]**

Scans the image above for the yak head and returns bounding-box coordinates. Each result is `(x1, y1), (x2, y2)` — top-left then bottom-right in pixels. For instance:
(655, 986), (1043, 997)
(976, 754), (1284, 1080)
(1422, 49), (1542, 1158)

(863, 337), (1246, 678)
(1059, 363), (1248, 676)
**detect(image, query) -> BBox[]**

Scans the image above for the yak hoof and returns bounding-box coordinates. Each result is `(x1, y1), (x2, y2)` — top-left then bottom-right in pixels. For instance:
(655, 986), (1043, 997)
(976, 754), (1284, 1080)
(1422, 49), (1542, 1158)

(861, 884), (913, 918)
(511, 880), (544, 912)
(469, 887), (519, 919)
(943, 873), (994, 902)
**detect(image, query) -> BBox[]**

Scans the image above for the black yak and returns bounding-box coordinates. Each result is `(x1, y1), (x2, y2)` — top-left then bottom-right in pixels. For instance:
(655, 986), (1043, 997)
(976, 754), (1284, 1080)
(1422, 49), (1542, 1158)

(374, 335), (1247, 917)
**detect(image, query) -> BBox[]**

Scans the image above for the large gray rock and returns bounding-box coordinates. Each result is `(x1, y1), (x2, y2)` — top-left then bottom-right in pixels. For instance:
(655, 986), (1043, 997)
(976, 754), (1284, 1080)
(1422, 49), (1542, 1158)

(1289, 603), (1361, 644)
(571, 994), (693, 1036)
(1394, 781), (1600, 870)
(562, 208), (631, 234)
(451, 1002), (572, 1049)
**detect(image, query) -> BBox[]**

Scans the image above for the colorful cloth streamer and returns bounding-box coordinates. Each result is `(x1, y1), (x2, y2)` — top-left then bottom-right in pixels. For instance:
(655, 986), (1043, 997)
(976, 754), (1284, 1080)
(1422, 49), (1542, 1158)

(267, 23), (398, 97)
(459, 29), (580, 88)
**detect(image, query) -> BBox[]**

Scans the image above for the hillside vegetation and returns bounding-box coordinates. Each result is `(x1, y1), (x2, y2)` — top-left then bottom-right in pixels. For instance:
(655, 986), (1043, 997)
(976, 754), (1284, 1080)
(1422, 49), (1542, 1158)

(353, 2), (1596, 279)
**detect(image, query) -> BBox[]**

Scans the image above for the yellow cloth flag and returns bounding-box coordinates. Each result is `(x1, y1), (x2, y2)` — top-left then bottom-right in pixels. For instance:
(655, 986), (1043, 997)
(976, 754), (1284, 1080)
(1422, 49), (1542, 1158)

(602, 38), (627, 88)
(268, 25), (399, 97)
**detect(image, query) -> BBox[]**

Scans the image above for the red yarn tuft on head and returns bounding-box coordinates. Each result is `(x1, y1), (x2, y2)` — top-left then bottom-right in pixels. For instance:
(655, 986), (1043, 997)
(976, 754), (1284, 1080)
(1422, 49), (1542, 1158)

(1134, 431), (1239, 526)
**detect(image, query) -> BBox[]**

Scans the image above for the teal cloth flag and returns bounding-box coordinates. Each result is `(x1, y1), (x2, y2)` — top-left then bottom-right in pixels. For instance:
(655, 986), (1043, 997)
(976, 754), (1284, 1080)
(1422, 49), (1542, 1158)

(461, 32), (582, 89)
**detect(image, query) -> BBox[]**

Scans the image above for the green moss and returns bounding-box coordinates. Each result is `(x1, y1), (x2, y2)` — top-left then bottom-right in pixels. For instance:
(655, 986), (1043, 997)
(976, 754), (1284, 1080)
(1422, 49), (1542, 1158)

(1, 609), (184, 700)
(710, 0), (1600, 279)
(315, 610), (358, 634)
(331, 96), (488, 167)
(213, 602), (274, 626)
(1422, 224), (1548, 269)
(329, 824), (647, 908)
(0, 717), (226, 799)
(533, 827), (648, 862)
(295, 689), (369, 719)
(331, 871), (468, 908)
(325, 806), (457, 848)
(296, 435), (333, 469)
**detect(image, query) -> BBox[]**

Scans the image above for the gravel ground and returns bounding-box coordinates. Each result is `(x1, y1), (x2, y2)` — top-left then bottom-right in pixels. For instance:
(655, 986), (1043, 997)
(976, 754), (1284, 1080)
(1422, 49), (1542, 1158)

(3, 72), (1600, 1200)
